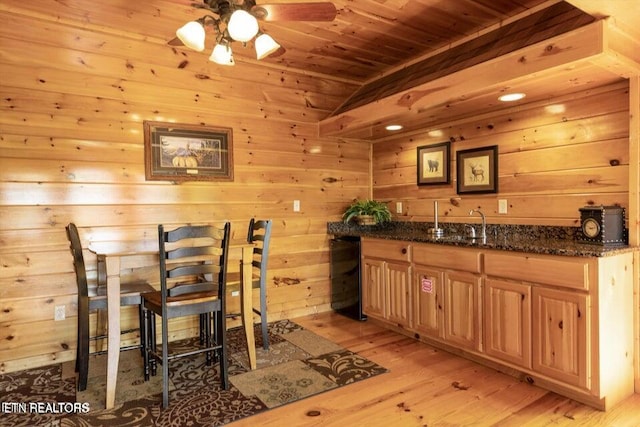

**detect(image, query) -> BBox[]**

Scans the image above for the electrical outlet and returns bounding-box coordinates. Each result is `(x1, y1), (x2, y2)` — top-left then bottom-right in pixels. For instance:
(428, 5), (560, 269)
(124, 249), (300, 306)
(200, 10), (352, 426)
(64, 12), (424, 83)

(498, 199), (508, 214)
(231, 290), (239, 297)
(293, 200), (300, 212)
(396, 202), (403, 214)
(54, 305), (65, 321)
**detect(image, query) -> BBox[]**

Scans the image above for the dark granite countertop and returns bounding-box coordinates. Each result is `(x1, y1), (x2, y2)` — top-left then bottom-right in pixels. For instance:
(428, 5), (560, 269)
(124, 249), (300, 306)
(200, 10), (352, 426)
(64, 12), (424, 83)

(328, 222), (636, 257)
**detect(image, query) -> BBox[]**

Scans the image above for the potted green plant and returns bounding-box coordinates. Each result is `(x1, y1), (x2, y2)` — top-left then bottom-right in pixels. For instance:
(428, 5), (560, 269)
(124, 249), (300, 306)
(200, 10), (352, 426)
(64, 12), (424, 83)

(342, 199), (392, 225)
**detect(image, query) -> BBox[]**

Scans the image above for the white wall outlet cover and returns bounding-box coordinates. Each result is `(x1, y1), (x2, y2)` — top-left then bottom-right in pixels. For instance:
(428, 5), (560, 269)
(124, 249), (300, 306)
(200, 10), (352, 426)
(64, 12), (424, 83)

(293, 200), (300, 212)
(396, 202), (403, 214)
(498, 199), (508, 214)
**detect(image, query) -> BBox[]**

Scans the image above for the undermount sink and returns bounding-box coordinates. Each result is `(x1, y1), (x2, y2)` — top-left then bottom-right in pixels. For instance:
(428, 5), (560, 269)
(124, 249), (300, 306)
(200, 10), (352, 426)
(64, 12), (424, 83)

(433, 235), (487, 245)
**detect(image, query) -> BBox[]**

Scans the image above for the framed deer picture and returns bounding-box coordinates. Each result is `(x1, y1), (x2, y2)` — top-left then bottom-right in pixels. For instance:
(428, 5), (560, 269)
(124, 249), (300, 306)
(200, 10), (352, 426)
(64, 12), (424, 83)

(143, 121), (234, 182)
(456, 145), (498, 194)
(417, 141), (450, 185)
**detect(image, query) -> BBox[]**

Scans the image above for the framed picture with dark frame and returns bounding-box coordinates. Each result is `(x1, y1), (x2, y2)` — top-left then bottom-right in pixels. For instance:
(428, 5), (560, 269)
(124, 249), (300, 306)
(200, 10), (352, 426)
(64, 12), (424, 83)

(143, 121), (234, 182)
(417, 141), (450, 185)
(456, 145), (498, 194)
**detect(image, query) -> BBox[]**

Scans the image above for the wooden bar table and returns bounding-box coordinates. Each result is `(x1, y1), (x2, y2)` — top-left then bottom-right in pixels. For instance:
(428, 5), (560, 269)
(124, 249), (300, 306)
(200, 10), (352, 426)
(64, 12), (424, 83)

(88, 239), (256, 410)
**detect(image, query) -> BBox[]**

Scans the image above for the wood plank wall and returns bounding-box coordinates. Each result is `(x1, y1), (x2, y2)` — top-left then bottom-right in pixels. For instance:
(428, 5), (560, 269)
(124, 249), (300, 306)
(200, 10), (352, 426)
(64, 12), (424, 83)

(371, 79), (639, 390)
(0, 0), (369, 373)
(372, 81), (630, 226)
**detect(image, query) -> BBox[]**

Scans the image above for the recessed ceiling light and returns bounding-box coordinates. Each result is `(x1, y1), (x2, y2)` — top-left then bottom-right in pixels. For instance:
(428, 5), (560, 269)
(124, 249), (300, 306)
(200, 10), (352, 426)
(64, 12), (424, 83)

(545, 104), (566, 114)
(498, 93), (526, 102)
(386, 124), (403, 131)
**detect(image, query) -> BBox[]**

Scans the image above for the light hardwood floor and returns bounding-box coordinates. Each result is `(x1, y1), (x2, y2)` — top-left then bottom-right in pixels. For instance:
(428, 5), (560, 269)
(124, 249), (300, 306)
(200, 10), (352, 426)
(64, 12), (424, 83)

(230, 311), (640, 427)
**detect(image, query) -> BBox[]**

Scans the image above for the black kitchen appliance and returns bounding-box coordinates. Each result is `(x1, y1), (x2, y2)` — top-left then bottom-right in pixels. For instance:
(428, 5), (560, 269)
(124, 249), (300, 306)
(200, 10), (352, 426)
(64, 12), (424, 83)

(330, 236), (366, 321)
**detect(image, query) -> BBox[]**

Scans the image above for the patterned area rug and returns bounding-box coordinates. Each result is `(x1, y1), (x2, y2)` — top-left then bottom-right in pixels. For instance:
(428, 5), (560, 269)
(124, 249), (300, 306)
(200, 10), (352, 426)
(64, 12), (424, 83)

(0, 320), (387, 426)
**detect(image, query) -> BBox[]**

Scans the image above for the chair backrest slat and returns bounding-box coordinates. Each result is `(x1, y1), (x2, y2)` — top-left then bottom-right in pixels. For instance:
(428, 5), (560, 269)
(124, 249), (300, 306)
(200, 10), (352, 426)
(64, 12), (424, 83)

(167, 245), (222, 260)
(166, 225), (226, 242)
(159, 223), (230, 301)
(167, 263), (221, 279)
(248, 219), (272, 280)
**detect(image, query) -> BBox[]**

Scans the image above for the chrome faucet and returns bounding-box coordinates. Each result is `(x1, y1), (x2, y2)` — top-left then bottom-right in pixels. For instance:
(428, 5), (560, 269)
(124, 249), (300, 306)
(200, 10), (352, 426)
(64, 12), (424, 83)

(469, 209), (486, 243)
(428, 200), (444, 238)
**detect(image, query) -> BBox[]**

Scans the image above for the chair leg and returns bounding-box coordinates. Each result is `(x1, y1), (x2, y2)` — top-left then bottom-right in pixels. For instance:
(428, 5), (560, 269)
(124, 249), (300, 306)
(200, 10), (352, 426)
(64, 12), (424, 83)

(138, 304), (145, 357)
(217, 310), (228, 390)
(199, 313), (206, 345)
(75, 311), (80, 374)
(150, 312), (157, 377)
(161, 314), (169, 408)
(142, 307), (150, 382)
(204, 312), (210, 365)
(77, 300), (89, 392)
(259, 286), (269, 350)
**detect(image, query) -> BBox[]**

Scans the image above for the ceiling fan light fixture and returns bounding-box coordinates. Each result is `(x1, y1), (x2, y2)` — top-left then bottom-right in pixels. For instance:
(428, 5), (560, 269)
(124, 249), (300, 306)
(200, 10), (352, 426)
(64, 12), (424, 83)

(209, 42), (235, 66)
(255, 32), (280, 60)
(227, 10), (259, 42)
(176, 20), (207, 52)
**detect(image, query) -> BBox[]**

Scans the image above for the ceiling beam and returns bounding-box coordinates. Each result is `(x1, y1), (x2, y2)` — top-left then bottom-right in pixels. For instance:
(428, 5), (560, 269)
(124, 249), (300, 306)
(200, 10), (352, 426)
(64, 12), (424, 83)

(319, 20), (609, 138)
(566, 0), (640, 41)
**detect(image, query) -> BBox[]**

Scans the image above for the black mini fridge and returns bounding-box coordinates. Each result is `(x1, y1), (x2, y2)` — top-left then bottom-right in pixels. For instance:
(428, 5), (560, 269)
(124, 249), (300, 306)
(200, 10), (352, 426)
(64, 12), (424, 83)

(330, 236), (366, 321)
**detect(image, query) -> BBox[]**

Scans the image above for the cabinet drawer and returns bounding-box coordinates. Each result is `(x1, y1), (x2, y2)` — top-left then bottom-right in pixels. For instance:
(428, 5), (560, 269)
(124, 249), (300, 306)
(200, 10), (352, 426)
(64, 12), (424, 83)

(362, 238), (411, 262)
(412, 243), (482, 273)
(484, 251), (592, 291)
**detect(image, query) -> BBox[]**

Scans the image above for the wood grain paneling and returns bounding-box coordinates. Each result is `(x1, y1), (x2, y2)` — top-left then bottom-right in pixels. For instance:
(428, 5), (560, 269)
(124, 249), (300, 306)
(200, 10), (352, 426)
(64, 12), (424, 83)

(372, 82), (630, 226)
(1, 0), (638, 382)
(0, 1), (369, 373)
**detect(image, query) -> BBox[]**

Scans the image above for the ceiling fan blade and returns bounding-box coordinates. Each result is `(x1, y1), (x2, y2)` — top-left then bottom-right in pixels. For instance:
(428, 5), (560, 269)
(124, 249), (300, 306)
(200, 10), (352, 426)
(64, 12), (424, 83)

(253, 2), (337, 22)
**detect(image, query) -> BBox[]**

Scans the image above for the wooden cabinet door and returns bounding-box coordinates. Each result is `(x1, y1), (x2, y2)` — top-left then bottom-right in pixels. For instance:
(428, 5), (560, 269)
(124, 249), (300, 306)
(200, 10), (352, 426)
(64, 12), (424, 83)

(532, 287), (589, 389)
(413, 265), (444, 339)
(362, 257), (385, 319)
(484, 278), (531, 368)
(385, 261), (412, 327)
(443, 271), (482, 351)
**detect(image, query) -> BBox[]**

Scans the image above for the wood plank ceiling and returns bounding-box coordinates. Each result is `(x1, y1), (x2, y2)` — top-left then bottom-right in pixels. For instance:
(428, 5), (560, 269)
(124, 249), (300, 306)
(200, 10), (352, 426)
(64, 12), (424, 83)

(56, 0), (637, 138)
(166, 0), (551, 82)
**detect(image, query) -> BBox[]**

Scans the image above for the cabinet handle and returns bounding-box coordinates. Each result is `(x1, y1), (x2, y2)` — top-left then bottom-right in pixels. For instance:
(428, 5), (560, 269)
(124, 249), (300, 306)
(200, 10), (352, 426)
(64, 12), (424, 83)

(401, 248), (407, 254)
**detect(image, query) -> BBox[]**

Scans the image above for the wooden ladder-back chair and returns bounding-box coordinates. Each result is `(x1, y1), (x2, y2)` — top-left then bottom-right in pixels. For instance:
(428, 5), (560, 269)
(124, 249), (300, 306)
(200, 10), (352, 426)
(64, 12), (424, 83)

(142, 223), (231, 408)
(65, 223), (155, 392)
(247, 219), (272, 349)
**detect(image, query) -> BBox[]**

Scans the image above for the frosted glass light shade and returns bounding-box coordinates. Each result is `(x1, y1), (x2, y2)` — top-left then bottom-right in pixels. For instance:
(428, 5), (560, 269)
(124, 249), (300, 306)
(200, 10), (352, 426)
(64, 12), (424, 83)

(209, 43), (235, 66)
(255, 33), (280, 59)
(176, 21), (206, 52)
(227, 10), (259, 42)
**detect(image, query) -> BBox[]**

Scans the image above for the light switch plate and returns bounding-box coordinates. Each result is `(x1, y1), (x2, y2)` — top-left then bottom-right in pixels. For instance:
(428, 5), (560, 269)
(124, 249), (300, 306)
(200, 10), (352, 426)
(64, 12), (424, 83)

(498, 199), (508, 214)
(54, 305), (65, 321)
(396, 202), (403, 214)
(293, 200), (300, 212)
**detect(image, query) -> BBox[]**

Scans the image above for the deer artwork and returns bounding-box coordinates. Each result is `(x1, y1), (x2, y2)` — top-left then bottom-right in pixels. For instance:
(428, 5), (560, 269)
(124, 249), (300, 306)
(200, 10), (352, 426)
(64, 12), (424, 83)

(469, 163), (485, 182)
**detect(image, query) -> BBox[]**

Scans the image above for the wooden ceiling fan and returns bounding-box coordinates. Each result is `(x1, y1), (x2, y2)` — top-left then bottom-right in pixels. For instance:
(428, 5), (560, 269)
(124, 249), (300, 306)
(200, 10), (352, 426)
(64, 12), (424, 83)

(170, 0), (337, 64)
